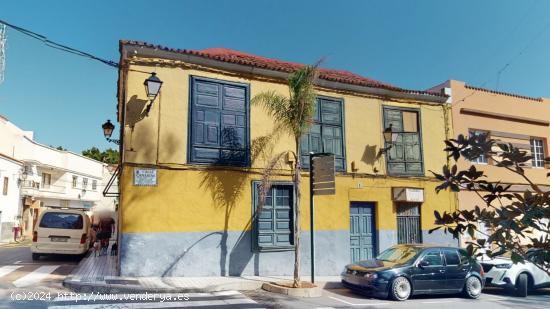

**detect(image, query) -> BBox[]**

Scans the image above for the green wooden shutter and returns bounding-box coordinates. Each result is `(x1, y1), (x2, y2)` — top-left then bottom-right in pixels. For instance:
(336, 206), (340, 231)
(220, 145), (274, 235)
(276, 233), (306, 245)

(255, 184), (293, 249)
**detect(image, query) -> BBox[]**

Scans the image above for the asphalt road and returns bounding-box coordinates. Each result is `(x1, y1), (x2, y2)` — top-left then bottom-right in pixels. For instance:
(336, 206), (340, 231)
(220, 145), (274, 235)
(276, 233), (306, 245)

(0, 244), (261, 308)
(243, 285), (550, 309)
(2, 243), (548, 308)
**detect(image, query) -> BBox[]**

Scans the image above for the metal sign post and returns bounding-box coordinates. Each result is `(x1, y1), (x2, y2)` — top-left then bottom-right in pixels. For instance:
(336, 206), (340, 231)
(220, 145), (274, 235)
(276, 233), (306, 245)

(309, 153), (335, 284)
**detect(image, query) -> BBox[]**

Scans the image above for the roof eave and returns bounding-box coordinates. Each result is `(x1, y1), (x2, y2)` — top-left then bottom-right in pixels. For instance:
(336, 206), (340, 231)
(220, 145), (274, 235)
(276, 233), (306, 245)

(120, 42), (448, 104)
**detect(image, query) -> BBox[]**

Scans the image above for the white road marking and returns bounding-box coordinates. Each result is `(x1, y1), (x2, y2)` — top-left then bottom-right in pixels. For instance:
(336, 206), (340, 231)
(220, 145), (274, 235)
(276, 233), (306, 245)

(14, 261), (22, 264)
(421, 300), (457, 304)
(50, 291), (260, 308)
(212, 290), (242, 296)
(0, 265), (22, 278)
(482, 294), (510, 300)
(52, 292), (222, 302)
(48, 299), (258, 308)
(13, 265), (60, 287)
(328, 296), (391, 306)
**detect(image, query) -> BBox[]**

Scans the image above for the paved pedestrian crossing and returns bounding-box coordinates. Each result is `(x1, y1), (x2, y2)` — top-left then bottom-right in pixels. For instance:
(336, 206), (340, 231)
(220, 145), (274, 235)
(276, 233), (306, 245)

(0, 263), (67, 287)
(46, 291), (263, 308)
(1, 264), (264, 308)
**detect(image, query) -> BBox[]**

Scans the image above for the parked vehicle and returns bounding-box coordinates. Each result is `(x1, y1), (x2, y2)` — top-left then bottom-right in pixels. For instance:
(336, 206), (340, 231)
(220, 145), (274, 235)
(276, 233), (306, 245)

(480, 251), (550, 297)
(31, 208), (91, 260)
(341, 244), (485, 301)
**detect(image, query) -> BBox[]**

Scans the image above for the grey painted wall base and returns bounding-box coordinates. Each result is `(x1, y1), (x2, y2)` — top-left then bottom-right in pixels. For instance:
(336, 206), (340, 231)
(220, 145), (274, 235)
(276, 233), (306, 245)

(120, 228), (458, 277)
(0, 222), (15, 243)
(377, 229), (397, 253)
(422, 229), (458, 247)
(120, 230), (349, 277)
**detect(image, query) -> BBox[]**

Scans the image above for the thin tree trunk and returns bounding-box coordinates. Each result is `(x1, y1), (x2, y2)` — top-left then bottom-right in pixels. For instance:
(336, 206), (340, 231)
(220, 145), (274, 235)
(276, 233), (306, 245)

(293, 138), (301, 288)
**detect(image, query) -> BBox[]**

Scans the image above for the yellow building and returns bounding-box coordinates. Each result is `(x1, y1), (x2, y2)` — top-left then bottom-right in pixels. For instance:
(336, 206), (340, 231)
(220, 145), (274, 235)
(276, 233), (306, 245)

(115, 41), (457, 276)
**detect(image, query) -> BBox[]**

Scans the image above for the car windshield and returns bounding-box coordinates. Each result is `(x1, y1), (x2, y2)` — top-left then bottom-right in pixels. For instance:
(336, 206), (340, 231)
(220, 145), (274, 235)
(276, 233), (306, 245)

(377, 246), (421, 263)
(39, 212), (83, 229)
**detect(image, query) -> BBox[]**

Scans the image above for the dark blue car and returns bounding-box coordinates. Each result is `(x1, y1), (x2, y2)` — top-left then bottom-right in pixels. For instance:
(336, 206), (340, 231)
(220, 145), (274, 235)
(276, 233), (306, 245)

(341, 244), (485, 301)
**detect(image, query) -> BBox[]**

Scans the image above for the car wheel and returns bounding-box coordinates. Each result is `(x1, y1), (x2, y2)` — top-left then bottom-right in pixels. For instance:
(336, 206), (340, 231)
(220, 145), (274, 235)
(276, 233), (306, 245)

(463, 276), (482, 299)
(515, 273), (528, 297)
(32, 253), (40, 261)
(389, 277), (411, 301)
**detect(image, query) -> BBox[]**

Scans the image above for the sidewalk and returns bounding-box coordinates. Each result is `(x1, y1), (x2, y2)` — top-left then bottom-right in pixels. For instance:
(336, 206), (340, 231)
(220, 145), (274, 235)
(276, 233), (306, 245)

(0, 238), (31, 248)
(64, 253), (342, 293)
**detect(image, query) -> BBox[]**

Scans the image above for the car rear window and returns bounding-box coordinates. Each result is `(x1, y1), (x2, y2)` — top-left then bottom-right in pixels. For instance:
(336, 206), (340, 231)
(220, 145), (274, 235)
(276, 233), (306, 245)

(39, 212), (83, 229)
(443, 249), (460, 266)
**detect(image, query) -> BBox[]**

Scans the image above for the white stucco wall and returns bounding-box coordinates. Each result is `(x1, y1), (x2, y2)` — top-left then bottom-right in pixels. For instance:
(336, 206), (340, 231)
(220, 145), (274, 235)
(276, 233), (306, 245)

(0, 115), (105, 210)
(0, 154), (23, 242)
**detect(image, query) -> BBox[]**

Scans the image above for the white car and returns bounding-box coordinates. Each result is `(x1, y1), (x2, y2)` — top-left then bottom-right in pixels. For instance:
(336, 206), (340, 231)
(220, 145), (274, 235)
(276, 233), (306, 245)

(480, 253), (550, 297)
(31, 208), (91, 260)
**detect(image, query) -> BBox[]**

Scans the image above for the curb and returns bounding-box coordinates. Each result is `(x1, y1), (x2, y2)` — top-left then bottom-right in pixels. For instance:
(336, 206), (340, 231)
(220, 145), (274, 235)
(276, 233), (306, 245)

(262, 282), (322, 298)
(63, 277), (343, 294)
(63, 277), (265, 294)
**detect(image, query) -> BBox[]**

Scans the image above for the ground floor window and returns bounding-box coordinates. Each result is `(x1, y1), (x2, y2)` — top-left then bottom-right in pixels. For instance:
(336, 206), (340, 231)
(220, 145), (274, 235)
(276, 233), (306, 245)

(397, 203), (421, 244)
(253, 183), (294, 250)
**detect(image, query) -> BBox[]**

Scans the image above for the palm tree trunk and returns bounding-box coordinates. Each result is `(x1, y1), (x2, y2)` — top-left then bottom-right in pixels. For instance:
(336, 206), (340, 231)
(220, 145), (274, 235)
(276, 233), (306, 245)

(293, 137), (301, 288)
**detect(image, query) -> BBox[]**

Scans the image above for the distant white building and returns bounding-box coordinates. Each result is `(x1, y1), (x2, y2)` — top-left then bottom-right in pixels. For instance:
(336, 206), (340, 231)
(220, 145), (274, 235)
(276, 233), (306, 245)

(0, 115), (106, 237)
(0, 153), (23, 242)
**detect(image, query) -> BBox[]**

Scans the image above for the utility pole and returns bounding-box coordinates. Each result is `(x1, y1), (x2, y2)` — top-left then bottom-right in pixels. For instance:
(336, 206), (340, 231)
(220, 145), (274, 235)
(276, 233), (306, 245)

(309, 153), (335, 284)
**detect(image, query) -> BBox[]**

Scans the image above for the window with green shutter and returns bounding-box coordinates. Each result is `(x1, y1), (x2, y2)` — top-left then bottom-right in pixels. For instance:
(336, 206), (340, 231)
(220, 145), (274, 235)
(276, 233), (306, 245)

(300, 97), (345, 171)
(189, 76), (249, 166)
(383, 107), (423, 175)
(253, 182), (294, 250)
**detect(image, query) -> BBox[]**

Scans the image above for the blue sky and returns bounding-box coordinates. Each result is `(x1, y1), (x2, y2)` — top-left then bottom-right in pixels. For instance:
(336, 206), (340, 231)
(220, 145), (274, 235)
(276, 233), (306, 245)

(1, 0), (550, 152)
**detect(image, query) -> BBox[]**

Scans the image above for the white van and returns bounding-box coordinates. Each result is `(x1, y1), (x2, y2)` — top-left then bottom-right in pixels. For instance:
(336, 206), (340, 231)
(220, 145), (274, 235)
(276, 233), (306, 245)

(31, 208), (91, 260)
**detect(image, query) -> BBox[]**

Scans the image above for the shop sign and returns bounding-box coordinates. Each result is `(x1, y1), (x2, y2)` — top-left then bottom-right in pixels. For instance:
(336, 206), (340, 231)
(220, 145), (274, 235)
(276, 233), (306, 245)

(392, 187), (424, 202)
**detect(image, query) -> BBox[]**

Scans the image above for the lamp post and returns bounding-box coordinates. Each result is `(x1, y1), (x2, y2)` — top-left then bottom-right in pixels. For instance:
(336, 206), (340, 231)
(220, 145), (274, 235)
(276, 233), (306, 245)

(381, 123), (398, 153)
(144, 72), (163, 100)
(143, 72), (163, 114)
(102, 120), (120, 145)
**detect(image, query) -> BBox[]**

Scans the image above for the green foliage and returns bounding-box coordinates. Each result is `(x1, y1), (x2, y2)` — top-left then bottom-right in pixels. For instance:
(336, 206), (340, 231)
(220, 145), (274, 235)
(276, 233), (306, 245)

(252, 63), (319, 141)
(432, 134), (550, 275)
(50, 145), (67, 151)
(82, 147), (119, 164)
(252, 63), (320, 287)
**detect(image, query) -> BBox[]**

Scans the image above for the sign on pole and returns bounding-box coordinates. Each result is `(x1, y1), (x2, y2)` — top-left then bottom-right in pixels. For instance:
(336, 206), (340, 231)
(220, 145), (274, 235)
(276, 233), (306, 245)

(311, 154), (336, 195)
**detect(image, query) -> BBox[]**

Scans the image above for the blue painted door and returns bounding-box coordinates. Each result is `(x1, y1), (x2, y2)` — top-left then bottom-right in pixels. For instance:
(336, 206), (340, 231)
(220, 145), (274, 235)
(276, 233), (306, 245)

(349, 202), (376, 262)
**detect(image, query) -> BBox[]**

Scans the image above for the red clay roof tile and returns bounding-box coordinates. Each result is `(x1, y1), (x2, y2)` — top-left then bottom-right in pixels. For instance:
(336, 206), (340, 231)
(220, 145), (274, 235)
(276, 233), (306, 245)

(120, 40), (446, 98)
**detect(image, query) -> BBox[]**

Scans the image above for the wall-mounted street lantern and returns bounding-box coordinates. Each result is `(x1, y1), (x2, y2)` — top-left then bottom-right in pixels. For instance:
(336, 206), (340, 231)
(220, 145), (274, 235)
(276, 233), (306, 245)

(381, 123), (399, 154)
(102, 120), (120, 145)
(101, 73), (162, 145)
(144, 72), (163, 100)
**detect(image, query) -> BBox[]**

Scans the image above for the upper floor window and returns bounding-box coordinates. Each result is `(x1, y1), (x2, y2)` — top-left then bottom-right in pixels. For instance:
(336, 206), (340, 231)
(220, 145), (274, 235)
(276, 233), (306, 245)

(92, 180), (97, 191)
(300, 97), (345, 171)
(253, 182), (294, 250)
(189, 77), (249, 166)
(383, 108), (423, 175)
(2, 177), (8, 195)
(530, 138), (545, 168)
(83, 178), (88, 189)
(469, 130), (488, 164)
(42, 173), (51, 189)
(72, 176), (78, 189)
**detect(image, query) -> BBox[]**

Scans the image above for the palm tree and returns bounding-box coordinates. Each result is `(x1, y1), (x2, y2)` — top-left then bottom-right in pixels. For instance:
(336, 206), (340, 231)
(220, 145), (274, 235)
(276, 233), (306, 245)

(252, 63), (319, 287)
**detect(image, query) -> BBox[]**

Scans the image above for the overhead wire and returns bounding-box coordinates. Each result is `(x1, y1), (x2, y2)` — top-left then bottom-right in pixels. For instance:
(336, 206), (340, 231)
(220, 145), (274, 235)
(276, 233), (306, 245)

(453, 0), (549, 105)
(0, 19), (119, 68)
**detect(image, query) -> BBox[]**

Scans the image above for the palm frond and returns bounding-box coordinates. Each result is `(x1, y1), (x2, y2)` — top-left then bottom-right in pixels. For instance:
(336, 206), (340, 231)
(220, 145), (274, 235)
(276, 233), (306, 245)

(257, 151), (291, 210)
